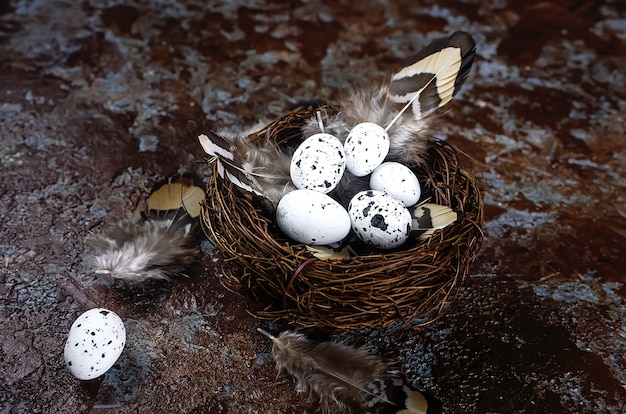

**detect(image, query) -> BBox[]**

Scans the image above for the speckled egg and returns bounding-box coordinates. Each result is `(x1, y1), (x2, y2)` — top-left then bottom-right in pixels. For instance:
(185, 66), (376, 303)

(290, 133), (346, 193)
(64, 308), (126, 380)
(370, 162), (422, 207)
(276, 189), (351, 245)
(344, 122), (390, 177)
(348, 190), (412, 249)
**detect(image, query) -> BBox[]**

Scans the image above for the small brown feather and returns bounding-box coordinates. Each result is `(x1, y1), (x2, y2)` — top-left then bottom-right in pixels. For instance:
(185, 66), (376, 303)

(258, 329), (395, 413)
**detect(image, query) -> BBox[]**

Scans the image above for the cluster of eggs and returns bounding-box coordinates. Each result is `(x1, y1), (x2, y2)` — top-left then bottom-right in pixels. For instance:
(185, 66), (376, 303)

(276, 122), (422, 249)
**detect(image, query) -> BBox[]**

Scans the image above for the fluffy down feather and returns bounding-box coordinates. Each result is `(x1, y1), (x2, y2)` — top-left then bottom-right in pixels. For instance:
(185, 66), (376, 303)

(86, 216), (200, 283)
(259, 329), (387, 413)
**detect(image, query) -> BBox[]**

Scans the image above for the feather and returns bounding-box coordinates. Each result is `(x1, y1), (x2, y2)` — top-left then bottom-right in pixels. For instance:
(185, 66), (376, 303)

(305, 245), (351, 261)
(386, 31), (476, 121)
(410, 203), (458, 240)
(85, 173), (204, 283)
(396, 386), (428, 414)
(258, 329), (388, 413)
(258, 329), (430, 414)
(141, 173), (206, 218)
(197, 130), (296, 208)
(86, 214), (201, 282)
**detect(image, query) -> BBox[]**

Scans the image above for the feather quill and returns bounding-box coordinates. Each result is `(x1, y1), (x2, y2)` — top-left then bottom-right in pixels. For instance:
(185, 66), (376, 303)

(258, 329), (389, 413)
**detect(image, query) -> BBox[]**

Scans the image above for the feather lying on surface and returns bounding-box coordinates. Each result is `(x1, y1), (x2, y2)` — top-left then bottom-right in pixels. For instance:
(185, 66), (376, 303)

(197, 31), (476, 211)
(85, 173), (205, 283)
(258, 329), (428, 414)
(141, 173), (206, 219)
(86, 215), (200, 283)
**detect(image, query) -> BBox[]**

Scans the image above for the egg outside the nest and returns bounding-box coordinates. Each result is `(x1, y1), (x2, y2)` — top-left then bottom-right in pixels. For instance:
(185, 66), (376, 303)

(348, 190), (412, 249)
(344, 122), (390, 177)
(370, 162), (421, 207)
(64, 308), (126, 381)
(276, 189), (351, 245)
(290, 133), (346, 193)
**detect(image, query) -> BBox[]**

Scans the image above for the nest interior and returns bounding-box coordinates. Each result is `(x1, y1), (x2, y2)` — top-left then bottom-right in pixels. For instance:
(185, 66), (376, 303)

(201, 107), (484, 331)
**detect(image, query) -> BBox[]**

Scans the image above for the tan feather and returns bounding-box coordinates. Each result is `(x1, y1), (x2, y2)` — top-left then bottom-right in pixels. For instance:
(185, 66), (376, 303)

(143, 174), (205, 218)
(258, 329), (393, 413)
(410, 203), (458, 240)
(396, 386), (428, 414)
(386, 46), (462, 120)
(386, 31), (476, 122)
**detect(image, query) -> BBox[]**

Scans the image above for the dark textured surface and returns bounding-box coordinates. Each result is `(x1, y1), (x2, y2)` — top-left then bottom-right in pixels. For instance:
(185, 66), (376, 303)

(1, 1), (625, 413)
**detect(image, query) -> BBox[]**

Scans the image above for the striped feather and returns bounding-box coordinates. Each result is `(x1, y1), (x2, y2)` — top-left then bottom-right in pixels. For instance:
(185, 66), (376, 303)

(386, 31), (476, 121)
(410, 203), (458, 240)
(197, 131), (235, 161)
(197, 130), (295, 208)
(259, 329), (430, 414)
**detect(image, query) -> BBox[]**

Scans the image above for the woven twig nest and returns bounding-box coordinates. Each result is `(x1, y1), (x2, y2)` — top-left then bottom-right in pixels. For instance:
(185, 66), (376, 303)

(201, 106), (484, 331)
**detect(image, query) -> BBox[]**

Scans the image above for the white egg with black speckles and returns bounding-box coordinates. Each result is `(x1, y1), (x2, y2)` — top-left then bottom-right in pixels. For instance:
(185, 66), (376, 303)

(290, 133), (346, 193)
(344, 122), (390, 177)
(277, 189), (351, 245)
(348, 190), (412, 249)
(370, 162), (422, 207)
(64, 308), (126, 380)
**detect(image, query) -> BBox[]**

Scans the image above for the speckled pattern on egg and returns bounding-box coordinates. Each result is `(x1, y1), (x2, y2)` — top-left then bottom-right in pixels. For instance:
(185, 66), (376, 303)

(290, 133), (346, 193)
(64, 308), (126, 381)
(348, 190), (412, 249)
(344, 122), (390, 177)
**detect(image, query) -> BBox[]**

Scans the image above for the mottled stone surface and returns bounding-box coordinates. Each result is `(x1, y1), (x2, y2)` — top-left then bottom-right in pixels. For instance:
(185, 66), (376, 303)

(1, 0), (625, 413)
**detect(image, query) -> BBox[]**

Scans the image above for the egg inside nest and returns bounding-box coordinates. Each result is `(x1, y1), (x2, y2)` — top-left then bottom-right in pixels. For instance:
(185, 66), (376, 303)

(276, 122), (434, 251)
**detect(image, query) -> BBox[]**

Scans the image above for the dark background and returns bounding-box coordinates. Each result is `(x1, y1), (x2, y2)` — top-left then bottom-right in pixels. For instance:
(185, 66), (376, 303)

(1, 0), (625, 413)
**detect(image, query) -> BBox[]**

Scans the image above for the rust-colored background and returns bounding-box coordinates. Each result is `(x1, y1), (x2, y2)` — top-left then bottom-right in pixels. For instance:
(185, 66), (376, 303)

(1, 1), (625, 413)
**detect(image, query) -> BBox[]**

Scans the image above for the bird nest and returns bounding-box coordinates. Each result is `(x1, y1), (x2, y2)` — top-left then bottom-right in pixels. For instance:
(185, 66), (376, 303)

(201, 106), (484, 331)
